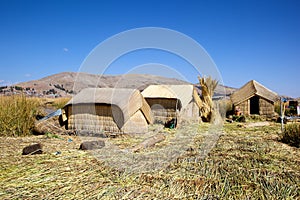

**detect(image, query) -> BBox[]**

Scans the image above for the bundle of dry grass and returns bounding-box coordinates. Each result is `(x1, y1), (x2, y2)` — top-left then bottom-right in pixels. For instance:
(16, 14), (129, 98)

(198, 76), (219, 122)
(33, 116), (66, 135)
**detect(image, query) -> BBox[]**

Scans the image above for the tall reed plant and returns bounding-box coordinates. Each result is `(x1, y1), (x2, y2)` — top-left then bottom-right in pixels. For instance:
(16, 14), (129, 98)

(0, 95), (41, 136)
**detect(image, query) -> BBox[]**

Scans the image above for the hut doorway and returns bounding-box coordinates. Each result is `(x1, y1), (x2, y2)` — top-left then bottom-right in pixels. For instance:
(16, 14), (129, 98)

(250, 96), (260, 114)
(145, 98), (181, 125)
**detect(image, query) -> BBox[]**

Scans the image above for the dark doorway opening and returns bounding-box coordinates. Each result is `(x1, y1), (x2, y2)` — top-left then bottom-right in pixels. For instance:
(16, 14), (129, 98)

(250, 96), (260, 114)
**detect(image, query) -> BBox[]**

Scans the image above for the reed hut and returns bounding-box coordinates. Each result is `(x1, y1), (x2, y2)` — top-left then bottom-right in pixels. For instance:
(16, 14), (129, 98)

(61, 88), (153, 134)
(230, 80), (278, 116)
(141, 85), (202, 124)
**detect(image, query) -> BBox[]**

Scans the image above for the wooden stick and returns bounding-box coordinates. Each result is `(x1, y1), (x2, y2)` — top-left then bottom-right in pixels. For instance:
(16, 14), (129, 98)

(132, 134), (165, 152)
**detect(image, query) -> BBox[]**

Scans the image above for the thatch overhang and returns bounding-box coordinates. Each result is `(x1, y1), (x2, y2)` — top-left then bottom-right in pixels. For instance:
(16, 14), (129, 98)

(231, 80), (278, 105)
(141, 84), (202, 109)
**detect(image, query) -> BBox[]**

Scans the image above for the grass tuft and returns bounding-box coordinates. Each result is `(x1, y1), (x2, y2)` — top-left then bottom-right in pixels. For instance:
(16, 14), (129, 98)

(0, 95), (42, 136)
(281, 123), (300, 148)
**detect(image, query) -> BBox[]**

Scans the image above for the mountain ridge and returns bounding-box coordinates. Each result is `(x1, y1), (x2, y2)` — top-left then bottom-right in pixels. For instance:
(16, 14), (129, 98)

(1, 72), (237, 97)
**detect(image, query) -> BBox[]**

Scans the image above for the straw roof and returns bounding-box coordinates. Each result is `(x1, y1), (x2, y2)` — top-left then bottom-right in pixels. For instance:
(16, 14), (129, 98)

(231, 80), (278, 105)
(65, 88), (152, 124)
(141, 85), (201, 109)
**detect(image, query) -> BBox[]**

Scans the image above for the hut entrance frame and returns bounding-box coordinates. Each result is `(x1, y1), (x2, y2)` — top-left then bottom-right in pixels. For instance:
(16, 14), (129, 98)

(250, 96), (260, 114)
(145, 97), (182, 124)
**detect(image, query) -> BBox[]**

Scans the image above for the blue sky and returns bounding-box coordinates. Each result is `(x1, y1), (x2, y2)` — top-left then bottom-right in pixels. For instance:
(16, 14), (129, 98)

(0, 0), (299, 97)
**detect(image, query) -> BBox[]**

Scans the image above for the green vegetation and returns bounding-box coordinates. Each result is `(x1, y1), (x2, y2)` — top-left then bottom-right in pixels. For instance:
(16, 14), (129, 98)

(14, 86), (23, 91)
(0, 95), (70, 136)
(274, 100), (298, 116)
(0, 95), (42, 136)
(281, 123), (300, 148)
(0, 122), (299, 199)
(52, 97), (71, 109)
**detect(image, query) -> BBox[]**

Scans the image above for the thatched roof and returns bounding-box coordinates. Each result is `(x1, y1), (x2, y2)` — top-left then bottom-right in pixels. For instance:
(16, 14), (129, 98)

(141, 85), (202, 109)
(65, 88), (153, 124)
(231, 80), (278, 105)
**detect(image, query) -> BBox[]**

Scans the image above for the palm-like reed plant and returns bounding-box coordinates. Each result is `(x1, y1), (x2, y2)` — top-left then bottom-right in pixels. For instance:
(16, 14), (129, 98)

(198, 76), (219, 123)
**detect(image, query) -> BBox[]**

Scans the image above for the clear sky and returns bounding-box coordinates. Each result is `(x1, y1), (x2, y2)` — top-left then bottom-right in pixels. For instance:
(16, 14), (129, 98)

(0, 0), (299, 97)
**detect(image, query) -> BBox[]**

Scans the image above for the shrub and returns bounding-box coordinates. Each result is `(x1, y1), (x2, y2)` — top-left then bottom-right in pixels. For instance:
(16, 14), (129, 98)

(54, 84), (65, 91)
(274, 101), (281, 115)
(232, 115), (246, 122)
(214, 99), (233, 118)
(0, 95), (41, 136)
(281, 123), (300, 148)
(14, 86), (23, 91)
(248, 114), (266, 121)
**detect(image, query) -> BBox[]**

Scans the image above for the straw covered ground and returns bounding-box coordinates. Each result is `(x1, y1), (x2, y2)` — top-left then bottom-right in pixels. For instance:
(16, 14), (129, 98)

(0, 122), (299, 199)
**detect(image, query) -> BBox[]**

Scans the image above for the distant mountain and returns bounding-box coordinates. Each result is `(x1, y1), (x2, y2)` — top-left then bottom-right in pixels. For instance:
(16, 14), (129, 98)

(12, 72), (236, 98)
(13, 72), (187, 97)
(194, 84), (237, 98)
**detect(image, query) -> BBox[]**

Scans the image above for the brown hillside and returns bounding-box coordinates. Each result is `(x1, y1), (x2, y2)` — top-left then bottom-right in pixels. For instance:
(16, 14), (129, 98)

(15, 72), (188, 97)
(15, 72), (236, 97)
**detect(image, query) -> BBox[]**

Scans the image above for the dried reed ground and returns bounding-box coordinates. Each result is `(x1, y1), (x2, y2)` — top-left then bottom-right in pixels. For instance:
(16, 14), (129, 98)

(0, 123), (299, 199)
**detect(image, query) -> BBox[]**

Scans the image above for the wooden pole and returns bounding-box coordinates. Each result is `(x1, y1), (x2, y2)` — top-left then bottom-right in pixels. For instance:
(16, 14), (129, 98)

(281, 97), (284, 133)
(280, 97), (286, 133)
